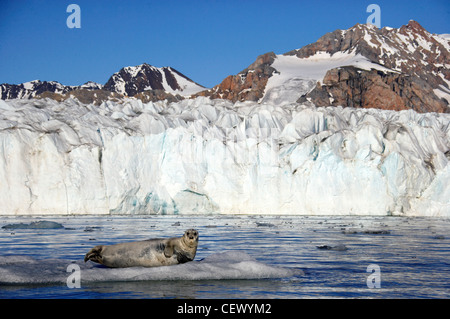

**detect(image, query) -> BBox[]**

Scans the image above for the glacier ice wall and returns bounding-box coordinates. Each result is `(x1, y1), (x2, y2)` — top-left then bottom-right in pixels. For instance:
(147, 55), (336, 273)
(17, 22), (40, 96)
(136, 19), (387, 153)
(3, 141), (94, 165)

(0, 97), (449, 216)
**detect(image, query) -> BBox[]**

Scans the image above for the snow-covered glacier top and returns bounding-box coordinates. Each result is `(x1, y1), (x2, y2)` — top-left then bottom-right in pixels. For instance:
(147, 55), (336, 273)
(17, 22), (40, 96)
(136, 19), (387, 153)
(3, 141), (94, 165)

(0, 97), (449, 216)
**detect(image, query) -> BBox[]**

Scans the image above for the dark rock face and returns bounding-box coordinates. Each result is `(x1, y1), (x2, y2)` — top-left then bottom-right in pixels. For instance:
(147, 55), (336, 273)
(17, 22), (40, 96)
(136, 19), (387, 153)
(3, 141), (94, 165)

(299, 66), (448, 113)
(163, 68), (181, 91)
(103, 64), (165, 96)
(36, 89), (124, 105)
(195, 52), (277, 102)
(133, 90), (184, 103)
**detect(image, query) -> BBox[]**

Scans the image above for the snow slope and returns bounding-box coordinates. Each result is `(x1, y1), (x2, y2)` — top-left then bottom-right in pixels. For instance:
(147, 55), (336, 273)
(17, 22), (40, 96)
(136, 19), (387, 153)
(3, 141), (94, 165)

(0, 97), (449, 216)
(163, 67), (206, 96)
(262, 51), (398, 105)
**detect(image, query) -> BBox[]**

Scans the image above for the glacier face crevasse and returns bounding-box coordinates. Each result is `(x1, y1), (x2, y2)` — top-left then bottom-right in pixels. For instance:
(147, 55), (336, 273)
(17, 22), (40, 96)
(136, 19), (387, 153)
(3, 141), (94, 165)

(0, 97), (449, 216)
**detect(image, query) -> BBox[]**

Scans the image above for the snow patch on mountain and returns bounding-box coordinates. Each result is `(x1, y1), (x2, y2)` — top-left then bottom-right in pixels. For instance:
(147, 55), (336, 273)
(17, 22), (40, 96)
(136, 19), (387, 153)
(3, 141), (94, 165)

(262, 52), (397, 105)
(165, 67), (207, 96)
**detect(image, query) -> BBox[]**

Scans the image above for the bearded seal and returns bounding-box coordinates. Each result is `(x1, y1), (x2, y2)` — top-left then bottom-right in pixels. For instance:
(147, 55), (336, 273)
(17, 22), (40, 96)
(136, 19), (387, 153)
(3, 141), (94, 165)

(84, 229), (199, 268)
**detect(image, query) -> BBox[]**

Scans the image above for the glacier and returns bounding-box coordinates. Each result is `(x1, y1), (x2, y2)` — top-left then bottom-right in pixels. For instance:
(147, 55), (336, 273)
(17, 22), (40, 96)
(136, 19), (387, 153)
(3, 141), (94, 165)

(0, 96), (449, 216)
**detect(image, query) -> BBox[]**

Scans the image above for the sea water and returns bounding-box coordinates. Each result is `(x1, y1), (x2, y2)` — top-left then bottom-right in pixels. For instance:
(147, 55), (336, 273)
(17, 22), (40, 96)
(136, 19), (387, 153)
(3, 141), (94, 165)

(0, 215), (449, 299)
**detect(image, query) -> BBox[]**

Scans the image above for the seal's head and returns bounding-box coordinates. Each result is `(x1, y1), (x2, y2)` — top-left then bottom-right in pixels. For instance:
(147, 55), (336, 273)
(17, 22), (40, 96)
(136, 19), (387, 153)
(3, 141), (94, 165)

(183, 229), (199, 247)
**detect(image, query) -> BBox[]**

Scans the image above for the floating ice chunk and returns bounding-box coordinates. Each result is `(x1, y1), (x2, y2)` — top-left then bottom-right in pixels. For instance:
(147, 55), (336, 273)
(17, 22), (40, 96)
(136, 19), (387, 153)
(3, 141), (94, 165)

(0, 252), (301, 285)
(317, 244), (348, 251)
(1, 220), (64, 229)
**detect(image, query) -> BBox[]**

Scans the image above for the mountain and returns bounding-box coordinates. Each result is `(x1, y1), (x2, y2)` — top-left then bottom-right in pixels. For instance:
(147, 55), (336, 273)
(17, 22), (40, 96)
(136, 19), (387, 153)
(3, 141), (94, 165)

(196, 20), (450, 113)
(103, 63), (205, 97)
(0, 63), (205, 103)
(0, 80), (76, 100)
(1, 20), (449, 113)
(0, 79), (104, 101)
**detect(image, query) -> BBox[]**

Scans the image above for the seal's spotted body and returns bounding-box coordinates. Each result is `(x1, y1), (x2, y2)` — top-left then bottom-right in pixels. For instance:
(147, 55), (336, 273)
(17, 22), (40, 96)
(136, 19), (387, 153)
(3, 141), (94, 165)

(84, 229), (199, 268)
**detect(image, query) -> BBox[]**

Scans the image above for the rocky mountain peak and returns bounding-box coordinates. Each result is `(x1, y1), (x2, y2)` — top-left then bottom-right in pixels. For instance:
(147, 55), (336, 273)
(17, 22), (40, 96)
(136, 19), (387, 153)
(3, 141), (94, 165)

(198, 20), (449, 113)
(401, 20), (428, 35)
(195, 52), (277, 102)
(103, 63), (204, 97)
(294, 20), (450, 113)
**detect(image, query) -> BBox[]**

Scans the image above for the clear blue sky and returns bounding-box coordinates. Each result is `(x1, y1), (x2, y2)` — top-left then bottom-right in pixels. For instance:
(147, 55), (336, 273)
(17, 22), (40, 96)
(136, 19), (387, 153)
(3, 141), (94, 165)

(1, 0), (449, 88)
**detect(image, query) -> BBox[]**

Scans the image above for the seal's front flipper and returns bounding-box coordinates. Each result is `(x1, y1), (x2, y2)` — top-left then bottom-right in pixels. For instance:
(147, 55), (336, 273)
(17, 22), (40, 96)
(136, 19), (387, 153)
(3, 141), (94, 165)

(176, 253), (192, 264)
(164, 244), (174, 257)
(84, 245), (104, 264)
